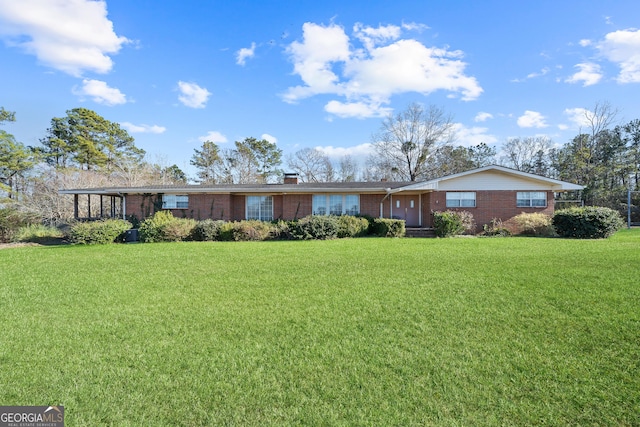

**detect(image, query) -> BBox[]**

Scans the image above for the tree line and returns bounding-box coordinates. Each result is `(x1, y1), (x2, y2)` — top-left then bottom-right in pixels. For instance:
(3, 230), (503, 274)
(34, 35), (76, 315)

(1, 101), (638, 225)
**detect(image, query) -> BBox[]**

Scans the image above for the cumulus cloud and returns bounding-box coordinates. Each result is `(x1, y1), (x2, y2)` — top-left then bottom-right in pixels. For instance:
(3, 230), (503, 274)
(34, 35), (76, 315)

(517, 110), (548, 128)
(565, 62), (603, 86)
(198, 131), (227, 144)
(236, 42), (256, 66)
(120, 122), (166, 134)
(452, 123), (498, 147)
(474, 112), (493, 122)
(0, 0), (129, 76)
(596, 28), (640, 83)
(283, 22), (482, 119)
(177, 81), (211, 108)
(315, 143), (374, 159)
(563, 107), (593, 128)
(261, 133), (277, 143)
(72, 79), (127, 105)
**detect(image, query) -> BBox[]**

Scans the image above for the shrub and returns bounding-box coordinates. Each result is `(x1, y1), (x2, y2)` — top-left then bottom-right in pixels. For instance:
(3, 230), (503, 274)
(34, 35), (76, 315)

(13, 224), (64, 243)
(511, 212), (555, 236)
(230, 220), (272, 241)
(291, 215), (340, 240)
(372, 218), (405, 237)
(139, 211), (196, 242)
(482, 218), (511, 237)
(161, 218), (197, 242)
(69, 219), (132, 244)
(190, 219), (226, 241)
(337, 215), (369, 238)
(553, 206), (624, 239)
(432, 210), (475, 237)
(270, 220), (294, 240)
(0, 207), (39, 243)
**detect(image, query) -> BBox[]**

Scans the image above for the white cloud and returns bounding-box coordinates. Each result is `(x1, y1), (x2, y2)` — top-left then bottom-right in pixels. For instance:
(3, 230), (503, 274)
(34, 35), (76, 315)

(236, 42), (256, 66)
(120, 122), (166, 134)
(565, 62), (603, 86)
(597, 28), (640, 83)
(261, 133), (277, 143)
(198, 131), (227, 144)
(563, 107), (592, 128)
(579, 39), (592, 47)
(324, 100), (392, 119)
(474, 112), (493, 122)
(315, 142), (374, 159)
(0, 0), (129, 76)
(177, 81), (211, 108)
(452, 123), (498, 147)
(517, 110), (548, 128)
(283, 22), (482, 119)
(72, 79), (127, 105)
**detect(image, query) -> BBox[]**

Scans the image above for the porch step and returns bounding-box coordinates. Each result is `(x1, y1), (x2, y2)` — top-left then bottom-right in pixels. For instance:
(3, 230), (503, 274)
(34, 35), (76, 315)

(405, 227), (436, 238)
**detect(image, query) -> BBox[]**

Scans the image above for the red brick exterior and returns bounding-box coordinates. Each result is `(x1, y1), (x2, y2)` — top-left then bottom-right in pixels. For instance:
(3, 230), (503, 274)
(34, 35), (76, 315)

(124, 190), (554, 230)
(423, 190), (555, 230)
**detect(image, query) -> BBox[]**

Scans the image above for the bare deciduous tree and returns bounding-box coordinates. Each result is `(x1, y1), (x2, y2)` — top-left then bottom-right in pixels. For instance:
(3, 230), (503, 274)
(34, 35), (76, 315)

(371, 103), (456, 181)
(286, 147), (334, 182)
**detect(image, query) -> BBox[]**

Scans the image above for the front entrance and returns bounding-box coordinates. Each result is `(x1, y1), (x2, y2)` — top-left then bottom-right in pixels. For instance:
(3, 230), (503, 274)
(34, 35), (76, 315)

(392, 195), (420, 227)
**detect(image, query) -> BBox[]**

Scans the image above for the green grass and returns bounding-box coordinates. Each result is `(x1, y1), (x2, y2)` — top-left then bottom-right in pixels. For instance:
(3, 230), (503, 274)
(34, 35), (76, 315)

(1, 231), (639, 426)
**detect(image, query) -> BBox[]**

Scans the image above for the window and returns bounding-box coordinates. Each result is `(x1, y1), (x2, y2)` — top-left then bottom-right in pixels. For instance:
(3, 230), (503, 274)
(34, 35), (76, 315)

(446, 192), (476, 208)
(246, 196), (273, 221)
(312, 194), (360, 216)
(162, 194), (189, 209)
(517, 191), (546, 207)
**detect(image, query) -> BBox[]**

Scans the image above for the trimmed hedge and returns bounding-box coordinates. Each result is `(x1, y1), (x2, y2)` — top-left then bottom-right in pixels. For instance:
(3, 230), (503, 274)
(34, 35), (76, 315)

(190, 219), (226, 241)
(69, 219), (132, 244)
(372, 218), (405, 237)
(337, 215), (370, 238)
(139, 211), (196, 242)
(552, 206), (624, 239)
(433, 210), (475, 237)
(511, 212), (555, 237)
(291, 215), (340, 240)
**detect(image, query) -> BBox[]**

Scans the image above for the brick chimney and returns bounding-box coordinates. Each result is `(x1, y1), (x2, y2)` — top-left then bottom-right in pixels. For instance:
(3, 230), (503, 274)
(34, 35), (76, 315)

(284, 173), (299, 184)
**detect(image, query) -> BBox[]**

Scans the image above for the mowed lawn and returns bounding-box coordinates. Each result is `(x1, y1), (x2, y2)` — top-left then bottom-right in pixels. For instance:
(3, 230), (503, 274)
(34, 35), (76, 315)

(0, 231), (639, 426)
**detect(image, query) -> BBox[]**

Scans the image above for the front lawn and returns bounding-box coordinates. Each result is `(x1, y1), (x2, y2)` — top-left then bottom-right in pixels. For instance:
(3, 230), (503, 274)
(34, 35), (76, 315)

(1, 231), (638, 426)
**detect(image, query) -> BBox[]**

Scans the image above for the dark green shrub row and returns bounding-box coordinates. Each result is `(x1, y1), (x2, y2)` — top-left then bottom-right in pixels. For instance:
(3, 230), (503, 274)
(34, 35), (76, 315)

(552, 206), (624, 239)
(371, 218), (406, 237)
(69, 219), (132, 244)
(433, 210), (475, 237)
(139, 211), (196, 242)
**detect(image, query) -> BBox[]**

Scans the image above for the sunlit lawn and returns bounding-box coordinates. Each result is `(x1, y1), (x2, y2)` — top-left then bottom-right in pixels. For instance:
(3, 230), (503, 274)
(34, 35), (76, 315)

(1, 230), (638, 426)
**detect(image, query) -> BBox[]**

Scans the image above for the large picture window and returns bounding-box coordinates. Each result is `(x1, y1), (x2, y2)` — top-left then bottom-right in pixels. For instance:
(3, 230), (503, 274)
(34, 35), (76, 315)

(162, 194), (189, 209)
(313, 194), (360, 216)
(517, 191), (546, 207)
(446, 192), (476, 208)
(246, 196), (273, 221)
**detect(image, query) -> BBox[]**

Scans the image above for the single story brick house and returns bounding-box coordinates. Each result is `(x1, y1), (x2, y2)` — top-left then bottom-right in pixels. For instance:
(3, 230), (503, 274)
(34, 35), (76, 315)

(59, 165), (583, 229)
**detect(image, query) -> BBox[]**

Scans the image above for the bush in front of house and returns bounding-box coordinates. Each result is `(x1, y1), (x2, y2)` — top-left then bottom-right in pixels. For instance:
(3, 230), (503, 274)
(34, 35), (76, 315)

(229, 220), (273, 241)
(13, 224), (65, 243)
(337, 215), (370, 238)
(552, 206), (625, 239)
(511, 212), (556, 236)
(69, 219), (132, 244)
(482, 218), (511, 237)
(372, 218), (405, 237)
(433, 210), (475, 237)
(190, 219), (226, 241)
(291, 215), (340, 240)
(139, 210), (196, 242)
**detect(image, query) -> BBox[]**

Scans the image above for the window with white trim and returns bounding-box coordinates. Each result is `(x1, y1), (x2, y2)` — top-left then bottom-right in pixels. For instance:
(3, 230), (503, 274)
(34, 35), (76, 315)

(246, 196), (273, 221)
(517, 191), (546, 207)
(446, 192), (476, 208)
(312, 194), (360, 216)
(162, 194), (189, 209)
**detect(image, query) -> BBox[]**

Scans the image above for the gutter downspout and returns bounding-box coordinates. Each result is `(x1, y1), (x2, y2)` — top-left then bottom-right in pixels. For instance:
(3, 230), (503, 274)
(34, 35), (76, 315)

(380, 188), (392, 218)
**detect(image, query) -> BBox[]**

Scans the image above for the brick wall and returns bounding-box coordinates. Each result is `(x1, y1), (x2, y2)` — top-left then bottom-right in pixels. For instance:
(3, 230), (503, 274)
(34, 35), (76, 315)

(425, 190), (555, 230)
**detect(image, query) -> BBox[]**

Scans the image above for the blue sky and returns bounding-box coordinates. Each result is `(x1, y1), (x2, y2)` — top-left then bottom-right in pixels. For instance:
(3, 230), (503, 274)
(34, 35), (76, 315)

(1, 0), (639, 178)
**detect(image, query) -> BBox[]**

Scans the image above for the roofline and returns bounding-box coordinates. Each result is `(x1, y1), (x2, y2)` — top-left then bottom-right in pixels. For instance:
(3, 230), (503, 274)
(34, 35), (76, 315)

(58, 185), (402, 195)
